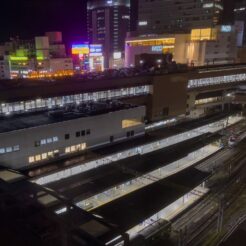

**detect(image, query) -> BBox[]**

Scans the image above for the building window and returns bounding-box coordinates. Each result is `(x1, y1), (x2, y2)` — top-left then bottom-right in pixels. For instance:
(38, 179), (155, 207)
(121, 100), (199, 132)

(35, 136), (59, 147)
(0, 145), (20, 154)
(48, 151), (54, 157)
(86, 129), (91, 135)
(13, 145), (20, 151)
(35, 141), (40, 147)
(6, 147), (13, 153)
(53, 136), (59, 142)
(81, 130), (85, 136)
(0, 148), (5, 154)
(65, 143), (86, 154)
(28, 150), (59, 164)
(42, 153), (48, 160)
(65, 134), (70, 140)
(76, 131), (81, 137)
(122, 119), (142, 128)
(35, 155), (41, 161)
(47, 138), (53, 144)
(41, 139), (47, 145)
(110, 136), (114, 143)
(127, 130), (135, 137)
(65, 147), (71, 153)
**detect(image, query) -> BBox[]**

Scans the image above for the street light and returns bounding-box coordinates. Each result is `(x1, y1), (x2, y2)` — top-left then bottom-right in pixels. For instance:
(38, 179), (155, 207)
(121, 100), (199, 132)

(156, 59), (162, 68)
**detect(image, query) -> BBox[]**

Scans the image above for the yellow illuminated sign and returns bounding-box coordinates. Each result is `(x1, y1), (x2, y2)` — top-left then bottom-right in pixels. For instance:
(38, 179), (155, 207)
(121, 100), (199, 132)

(191, 28), (217, 41)
(126, 38), (175, 47)
(72, 45), (90, 55)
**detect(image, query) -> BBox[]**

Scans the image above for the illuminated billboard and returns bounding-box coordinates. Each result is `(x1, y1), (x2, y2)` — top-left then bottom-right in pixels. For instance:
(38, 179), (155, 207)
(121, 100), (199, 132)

(89, 44), (103, 56)
(191, 28), (217, 41)
(221, 25), (232, 33)
(72, 44), (90, 55)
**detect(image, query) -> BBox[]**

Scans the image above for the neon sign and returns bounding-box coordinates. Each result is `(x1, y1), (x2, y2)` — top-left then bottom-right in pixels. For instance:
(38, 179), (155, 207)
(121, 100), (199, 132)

(72, 44), (90, 55)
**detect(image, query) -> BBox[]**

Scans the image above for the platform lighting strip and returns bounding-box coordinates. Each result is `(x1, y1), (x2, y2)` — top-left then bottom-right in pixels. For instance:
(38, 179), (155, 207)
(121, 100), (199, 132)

(188, 73), (246, 88)
(33, 115), (243, 186)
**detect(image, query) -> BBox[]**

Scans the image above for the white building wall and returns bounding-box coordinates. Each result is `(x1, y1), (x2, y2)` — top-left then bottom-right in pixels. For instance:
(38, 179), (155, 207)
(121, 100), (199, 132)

(0, 106), (146, 169)
(49, 58), (73, 72)
(173, 34), (189, 64)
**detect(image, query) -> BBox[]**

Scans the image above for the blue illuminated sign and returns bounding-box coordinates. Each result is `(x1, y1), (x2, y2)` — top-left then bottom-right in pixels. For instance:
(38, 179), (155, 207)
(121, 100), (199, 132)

(221, 25), (232, 33)
(89, 44), (103, 56)
(151, 46), (163, 52)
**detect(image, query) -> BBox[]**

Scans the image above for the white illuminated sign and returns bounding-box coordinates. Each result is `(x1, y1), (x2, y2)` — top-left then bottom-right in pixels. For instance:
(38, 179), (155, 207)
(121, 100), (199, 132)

(138, 21), (148, 26)
(203, 3), (223, 10)
(113, 52), (122, 59)
(151, 46), (163, 52)
(221, 25), (232, 33)
(89, 44), (103, 57)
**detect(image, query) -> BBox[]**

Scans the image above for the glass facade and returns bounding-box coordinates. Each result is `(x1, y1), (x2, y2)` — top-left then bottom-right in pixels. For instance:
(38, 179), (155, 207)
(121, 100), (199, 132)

(195, 97), (222, 105)
(126, 38), (175, 47)
(188, 73), (246, 88)
(0, 85), (150, 115)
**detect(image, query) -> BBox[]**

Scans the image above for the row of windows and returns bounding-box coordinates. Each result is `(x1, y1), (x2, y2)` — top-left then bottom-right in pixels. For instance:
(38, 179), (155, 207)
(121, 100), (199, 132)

(188, 73), (246, 88)
(65, 143), (86, 154)
(76, 129), (91, 137)
(195, 97), (222, 105)
(0, 145), (20, 155)
(126, 130), (135, 138)
(0, 85), (150, 115)
(35, 136), (59, 147)
(29, 142), (87, 164)
(28, 129), (137, 163)
(65, 129), (91, 140)
(29, 150), (59, 164)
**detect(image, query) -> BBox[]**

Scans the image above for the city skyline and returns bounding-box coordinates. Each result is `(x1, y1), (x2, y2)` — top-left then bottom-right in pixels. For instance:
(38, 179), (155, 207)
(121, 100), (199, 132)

(0, 0), (237, 44)
(0, 0), (246, 245)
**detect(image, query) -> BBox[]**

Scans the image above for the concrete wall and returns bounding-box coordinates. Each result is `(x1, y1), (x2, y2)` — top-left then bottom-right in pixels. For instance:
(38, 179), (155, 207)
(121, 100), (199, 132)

(150, 74), (188, 121)
(0, 106), (146, 169)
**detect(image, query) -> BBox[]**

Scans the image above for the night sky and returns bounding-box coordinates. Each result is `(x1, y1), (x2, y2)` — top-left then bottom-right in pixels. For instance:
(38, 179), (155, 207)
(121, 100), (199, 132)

(0, 0), (87, 45)
(0, 0), (239, 45)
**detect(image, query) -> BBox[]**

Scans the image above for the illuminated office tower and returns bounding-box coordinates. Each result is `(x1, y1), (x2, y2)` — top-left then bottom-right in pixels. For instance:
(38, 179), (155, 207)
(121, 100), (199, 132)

(234, 0), (246, 46)
(138, 0), (223, 34)
(87, 0), (130, 68)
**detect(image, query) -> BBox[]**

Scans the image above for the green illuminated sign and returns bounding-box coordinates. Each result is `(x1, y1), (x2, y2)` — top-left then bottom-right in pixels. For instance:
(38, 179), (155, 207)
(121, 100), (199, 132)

(10, 56), (28, 61)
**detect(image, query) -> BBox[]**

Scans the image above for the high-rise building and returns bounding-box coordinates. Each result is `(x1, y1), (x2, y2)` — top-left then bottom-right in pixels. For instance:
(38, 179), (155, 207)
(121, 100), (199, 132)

(125, 25), (237, 67)
(234, 0), (246, 46)
(137, 0), (223, 35)
(87, 0), (130, 68)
